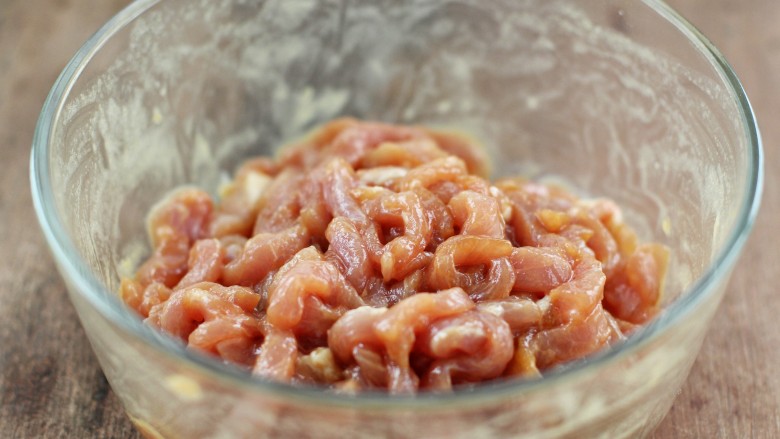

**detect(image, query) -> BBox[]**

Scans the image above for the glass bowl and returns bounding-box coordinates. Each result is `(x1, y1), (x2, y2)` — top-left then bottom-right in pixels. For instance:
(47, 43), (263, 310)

(30, 0), (762, 438)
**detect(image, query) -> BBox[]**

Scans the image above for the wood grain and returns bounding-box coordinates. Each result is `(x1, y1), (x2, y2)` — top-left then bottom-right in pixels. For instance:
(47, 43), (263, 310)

(0, 2), (139, 438)
(0, 0), (775, 437)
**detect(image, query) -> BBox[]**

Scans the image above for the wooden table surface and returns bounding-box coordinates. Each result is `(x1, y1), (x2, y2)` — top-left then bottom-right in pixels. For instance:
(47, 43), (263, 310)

(1, 0), (776, 437)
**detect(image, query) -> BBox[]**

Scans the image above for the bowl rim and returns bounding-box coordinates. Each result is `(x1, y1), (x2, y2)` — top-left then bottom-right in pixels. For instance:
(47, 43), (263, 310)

(29, 0), (763, 409)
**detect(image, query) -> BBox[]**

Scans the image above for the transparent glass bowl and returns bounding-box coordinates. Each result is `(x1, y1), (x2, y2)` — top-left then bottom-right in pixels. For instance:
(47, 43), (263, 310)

(30, 0), (762, 438)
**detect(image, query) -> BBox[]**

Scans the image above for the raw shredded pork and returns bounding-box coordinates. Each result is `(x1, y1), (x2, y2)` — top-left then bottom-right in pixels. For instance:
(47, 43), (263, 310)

(121, 119), (669, 394)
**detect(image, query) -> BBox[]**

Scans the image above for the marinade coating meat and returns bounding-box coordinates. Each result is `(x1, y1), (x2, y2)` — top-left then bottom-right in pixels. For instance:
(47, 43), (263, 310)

(121, 118), (669, 393)
(146, 282), (263, 366)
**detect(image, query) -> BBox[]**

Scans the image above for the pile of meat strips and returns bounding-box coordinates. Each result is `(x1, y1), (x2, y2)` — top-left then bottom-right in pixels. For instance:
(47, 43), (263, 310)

(121, 119), (668, 394)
